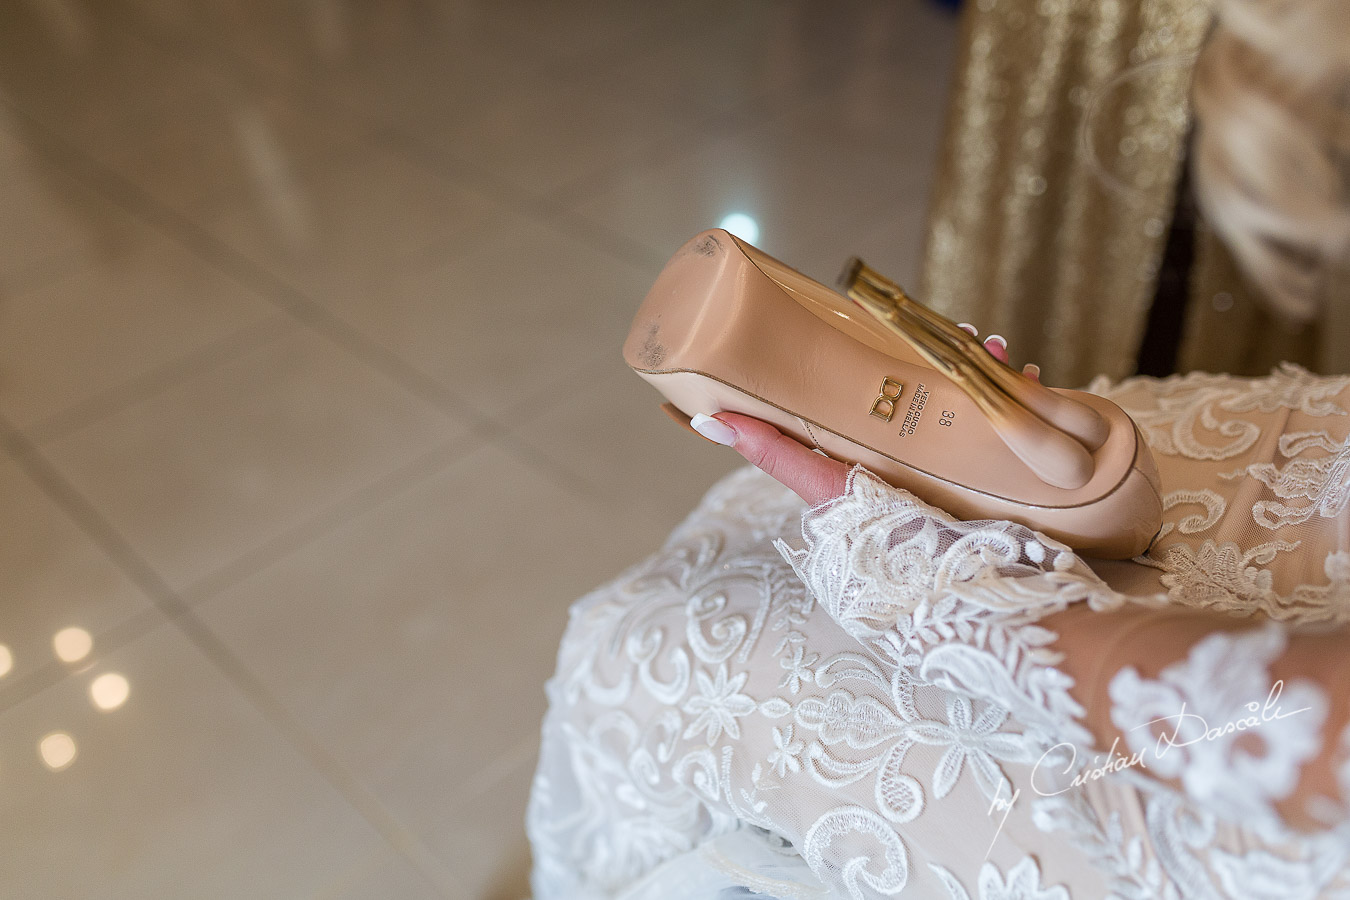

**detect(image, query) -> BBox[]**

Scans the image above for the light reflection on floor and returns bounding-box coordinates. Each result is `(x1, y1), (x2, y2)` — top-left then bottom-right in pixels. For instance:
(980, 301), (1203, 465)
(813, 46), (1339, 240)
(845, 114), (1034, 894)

(52, 625), (93, 663)
(11, 626), (133, 770)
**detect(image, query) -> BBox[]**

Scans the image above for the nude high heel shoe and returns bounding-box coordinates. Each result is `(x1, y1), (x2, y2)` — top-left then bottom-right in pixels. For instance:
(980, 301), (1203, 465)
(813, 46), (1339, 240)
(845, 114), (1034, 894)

(623, 229), (1163, 559)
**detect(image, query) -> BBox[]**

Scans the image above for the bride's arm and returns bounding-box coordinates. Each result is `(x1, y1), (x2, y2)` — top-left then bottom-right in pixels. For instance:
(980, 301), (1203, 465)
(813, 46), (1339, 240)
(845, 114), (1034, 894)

(711, 409), (1350, 836)
(1047, 601), (1350, 833)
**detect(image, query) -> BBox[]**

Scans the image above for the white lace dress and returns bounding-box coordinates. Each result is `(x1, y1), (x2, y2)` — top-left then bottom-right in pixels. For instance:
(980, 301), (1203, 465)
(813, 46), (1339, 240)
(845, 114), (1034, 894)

(526, 365), (1350, 900)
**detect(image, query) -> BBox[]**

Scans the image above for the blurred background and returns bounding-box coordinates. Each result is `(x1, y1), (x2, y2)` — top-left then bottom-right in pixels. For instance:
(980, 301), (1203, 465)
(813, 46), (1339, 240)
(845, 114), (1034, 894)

(0, 1), (959, 897)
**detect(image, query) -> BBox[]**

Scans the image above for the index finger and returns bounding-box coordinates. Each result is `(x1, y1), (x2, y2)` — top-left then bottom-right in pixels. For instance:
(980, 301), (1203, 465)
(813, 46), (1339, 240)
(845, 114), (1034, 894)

(692, 412), (851, 507)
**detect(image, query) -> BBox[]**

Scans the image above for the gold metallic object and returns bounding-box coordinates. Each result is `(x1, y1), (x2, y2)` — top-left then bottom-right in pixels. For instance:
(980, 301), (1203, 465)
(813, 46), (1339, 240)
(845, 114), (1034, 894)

(869, 377), (904, 422)
(841, 257), (1106, 490)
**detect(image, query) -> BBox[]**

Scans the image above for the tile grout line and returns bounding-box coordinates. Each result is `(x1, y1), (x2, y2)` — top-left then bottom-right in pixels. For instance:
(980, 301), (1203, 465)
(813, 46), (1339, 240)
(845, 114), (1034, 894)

(371, 126), (668, 273)
(1, 99), (480, 422)
(80, 8), (885, 502)
(23, 313), (293, 445)
(176, 435), (479, 605)
(0, 431), (486, 723)
(106, 0), (944, 293)
(0, 413), (466, 899)
(0, 10), (955, 897)
(0, 62), (932, 519)
(0, 431), (502, 723)
(106, 3), (819, 277)
(454, 733), (541, 806)
(0, 606), (165, 715)
(111, 2), (672, 273)
(0, 100), (602, 505)
(0, 432), (486, 712)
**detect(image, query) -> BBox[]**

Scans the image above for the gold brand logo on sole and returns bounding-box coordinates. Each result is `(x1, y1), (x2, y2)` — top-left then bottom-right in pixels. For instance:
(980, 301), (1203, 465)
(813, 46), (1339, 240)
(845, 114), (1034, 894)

(869, 377), (904, 422)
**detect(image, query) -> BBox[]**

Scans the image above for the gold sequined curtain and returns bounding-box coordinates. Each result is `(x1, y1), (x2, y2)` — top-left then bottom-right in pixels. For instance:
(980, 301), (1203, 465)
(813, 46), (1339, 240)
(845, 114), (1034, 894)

(917, 0), (1347, 384)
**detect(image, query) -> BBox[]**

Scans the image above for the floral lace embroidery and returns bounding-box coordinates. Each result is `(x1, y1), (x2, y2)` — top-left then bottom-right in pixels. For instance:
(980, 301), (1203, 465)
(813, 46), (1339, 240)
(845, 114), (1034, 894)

(1030, 789), (1182, 900)
(1142, 790), (1349, 900)
(683, 664), (756, 743)
(801, 806), (909, 899)
(1087, 364), (1350, 462)
(1308, 722), (1350, 831)
(763, 366), (1350, 893)
(532, 367), (1350, 899)
(927, 856), (1068, 900)
(1156, 488), (1226, 540)
(775, 465), (1149, 750)
(1111, 367), (1350, 623)
(907, 694), (1028, 802)
(1153, 539), (1301, 608)
(1221, 429), (1350, 529)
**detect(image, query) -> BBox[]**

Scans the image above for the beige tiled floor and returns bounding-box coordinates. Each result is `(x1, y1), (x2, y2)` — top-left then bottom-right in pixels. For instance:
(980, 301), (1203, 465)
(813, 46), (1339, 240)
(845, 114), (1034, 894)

(0, 1), (956, 897)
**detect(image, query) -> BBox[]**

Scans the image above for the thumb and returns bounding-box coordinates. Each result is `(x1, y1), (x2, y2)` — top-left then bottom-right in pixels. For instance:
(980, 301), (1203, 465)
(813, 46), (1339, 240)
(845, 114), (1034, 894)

(692, 412), (851, 507)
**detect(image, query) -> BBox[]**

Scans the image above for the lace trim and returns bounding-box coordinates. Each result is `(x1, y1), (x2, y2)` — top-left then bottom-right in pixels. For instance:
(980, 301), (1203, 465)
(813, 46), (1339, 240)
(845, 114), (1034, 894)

(1221, 429), (1350, 529)
(1105, 365), (1350, 624)
(1087, 364), (1350, 462)
(775, 465), (1157, 750)
(1150, 540), (1350, 625)
(927, 855), (1068, 900)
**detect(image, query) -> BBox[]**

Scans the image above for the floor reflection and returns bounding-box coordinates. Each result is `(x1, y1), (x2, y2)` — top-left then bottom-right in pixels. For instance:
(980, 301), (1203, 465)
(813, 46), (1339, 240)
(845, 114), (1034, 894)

(52, 625), (92, 664)
(90, 671), (131, 711)
(39, 730), (78, 771)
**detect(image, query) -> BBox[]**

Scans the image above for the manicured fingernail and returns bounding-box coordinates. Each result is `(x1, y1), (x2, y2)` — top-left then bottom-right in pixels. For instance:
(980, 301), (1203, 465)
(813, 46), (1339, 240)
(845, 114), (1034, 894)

(690, 413), (736, 446)
(957, 322), (978, 336)
(1023, 363), (1041, 380)
(985, 334), (1007, 349)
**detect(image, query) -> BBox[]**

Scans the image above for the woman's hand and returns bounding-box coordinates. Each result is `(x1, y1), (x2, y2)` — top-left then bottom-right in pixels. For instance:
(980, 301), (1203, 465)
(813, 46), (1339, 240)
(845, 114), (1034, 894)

(690, 329), (1037, 507)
